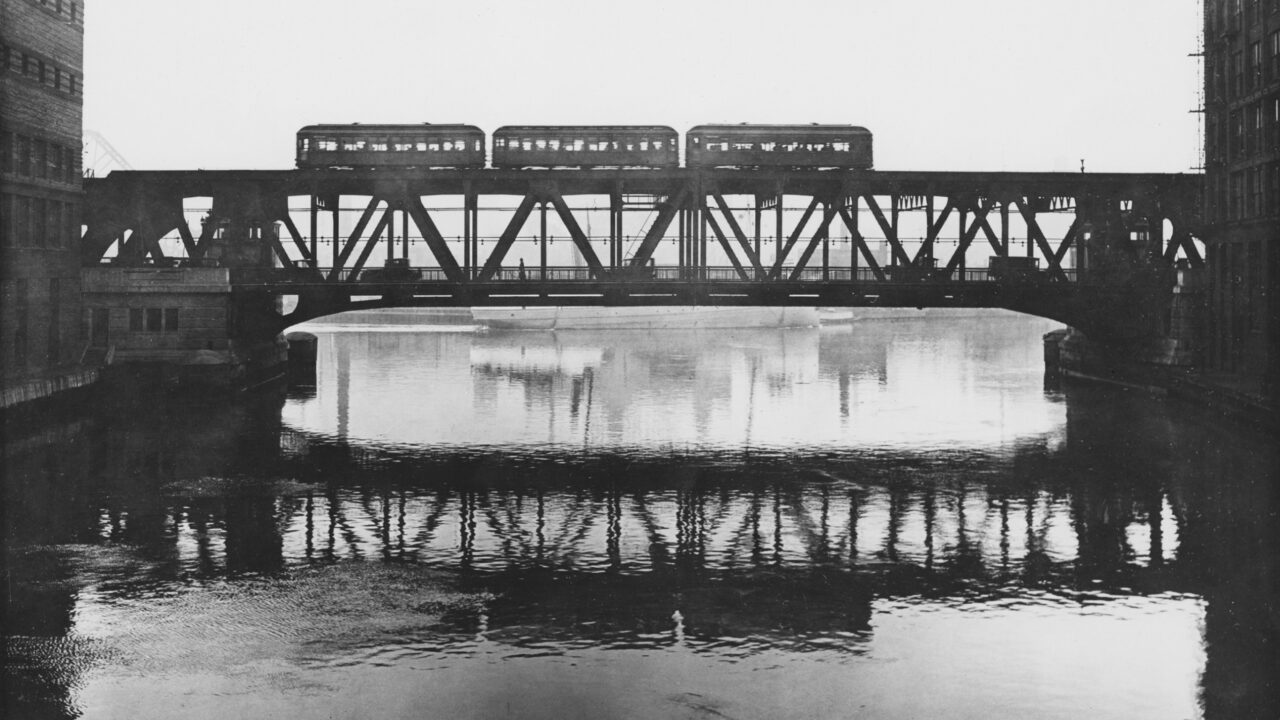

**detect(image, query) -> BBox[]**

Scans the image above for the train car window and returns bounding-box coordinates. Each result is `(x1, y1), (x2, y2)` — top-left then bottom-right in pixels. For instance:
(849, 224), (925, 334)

(733, 142), (753, 151)
(653, 139), (664, 150)
(494, 138), (505, 149)
(318, 138), (337, 151)
(760, 142), (776, 152)
(547, 140), (559, 151)
(639, 140), (649, 151)
(393, 142), (413, 151)
(415, 140), (428, 151)
(371, 141), (388, 152)
(833, 142), (850, 152)
(536, 139), (548, 150)
(444, 141), (455, 152)
(474, 139), (482, 151)
(522, 140), (532, 151)
(343, 140), (366, 152)
(571, 139), (583, 151)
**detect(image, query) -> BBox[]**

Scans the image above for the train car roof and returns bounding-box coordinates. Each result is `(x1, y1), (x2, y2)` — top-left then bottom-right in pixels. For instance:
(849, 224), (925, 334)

(688, 124), (871, 135)
(298, 124), (484, 134)
(493, 125), (678, 135)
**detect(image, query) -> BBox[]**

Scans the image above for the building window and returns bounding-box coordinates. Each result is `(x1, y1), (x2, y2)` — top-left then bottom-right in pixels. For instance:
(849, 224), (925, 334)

(1230, 171), (1243, 219)
(48, 278), (61, 364)
(1271, 31), (1280, 78)
(1247, 166), (1261, 217)
(1251, 42), (1262, 91)
(130, 308), (180, 332)
(18, 135), (30, 175)
(14, 279), (29, 368)
(1233, 51), (1244, 97)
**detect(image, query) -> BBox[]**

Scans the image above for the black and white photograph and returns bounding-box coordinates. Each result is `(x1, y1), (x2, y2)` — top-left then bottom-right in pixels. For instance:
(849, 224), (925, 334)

(3, 1), (1277, 718)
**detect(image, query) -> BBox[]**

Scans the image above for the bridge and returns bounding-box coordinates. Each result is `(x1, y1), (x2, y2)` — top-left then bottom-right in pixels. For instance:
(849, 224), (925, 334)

(81, 167), (1202, 384)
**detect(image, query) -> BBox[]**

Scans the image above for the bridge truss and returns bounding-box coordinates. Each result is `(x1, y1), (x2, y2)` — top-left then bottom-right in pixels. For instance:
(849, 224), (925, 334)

(83, 168), (1202, 335)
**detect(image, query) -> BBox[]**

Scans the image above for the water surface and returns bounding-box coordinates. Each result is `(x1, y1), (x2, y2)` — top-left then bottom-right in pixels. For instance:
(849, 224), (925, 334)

(5, 311), (1276, 719)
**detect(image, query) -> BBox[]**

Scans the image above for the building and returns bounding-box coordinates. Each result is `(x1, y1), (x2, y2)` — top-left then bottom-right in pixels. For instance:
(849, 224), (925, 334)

(0, 0), (90, 408)
(1202, 0), (1280, 401)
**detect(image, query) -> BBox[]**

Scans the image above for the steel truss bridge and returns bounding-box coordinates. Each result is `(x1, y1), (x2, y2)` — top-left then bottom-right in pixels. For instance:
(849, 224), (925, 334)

(83, 168), (1202, 337)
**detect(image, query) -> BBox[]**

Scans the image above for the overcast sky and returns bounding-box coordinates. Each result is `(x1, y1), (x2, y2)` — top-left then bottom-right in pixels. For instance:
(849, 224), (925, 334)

(83, 0), (1202, 174)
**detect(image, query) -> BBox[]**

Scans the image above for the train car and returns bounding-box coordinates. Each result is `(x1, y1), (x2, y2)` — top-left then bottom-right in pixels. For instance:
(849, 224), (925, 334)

(686, 124), (873, 169)
(492, 125), (679, 168)
(296, 124), (486, 169)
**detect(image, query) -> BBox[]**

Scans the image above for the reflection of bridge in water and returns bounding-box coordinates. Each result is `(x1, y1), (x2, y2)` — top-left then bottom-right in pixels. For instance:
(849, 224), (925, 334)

(7, 381), (1276, 717)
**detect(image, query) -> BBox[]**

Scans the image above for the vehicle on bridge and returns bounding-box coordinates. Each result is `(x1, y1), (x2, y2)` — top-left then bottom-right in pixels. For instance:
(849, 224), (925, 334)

(357, 258), (422, 283)
(491, 125), (679, 168)
(296, 124), (486, 169)
(987, 256), (1041, 282)
(686, 124), (873, 169)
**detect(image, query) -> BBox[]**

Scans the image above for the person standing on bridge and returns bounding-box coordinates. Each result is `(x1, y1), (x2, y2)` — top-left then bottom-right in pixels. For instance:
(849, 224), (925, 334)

(518, 259), (526, 281)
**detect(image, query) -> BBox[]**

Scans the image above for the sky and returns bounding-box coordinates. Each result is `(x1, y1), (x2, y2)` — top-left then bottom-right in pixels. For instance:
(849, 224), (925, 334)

(83, 0), (1203, 174)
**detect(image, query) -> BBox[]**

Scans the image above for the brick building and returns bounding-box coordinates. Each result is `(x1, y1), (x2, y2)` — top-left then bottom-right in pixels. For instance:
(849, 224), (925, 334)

(0, 0), (88, 406)
(1202, 0), (1280, 400)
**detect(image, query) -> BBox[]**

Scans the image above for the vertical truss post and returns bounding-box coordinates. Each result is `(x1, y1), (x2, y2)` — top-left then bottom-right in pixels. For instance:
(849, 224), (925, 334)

(386, 203), (395, 263)
(331, 198), (340, 274)
(678, 206), (686, 276)
(753, 198), (762, 267)
(848, 196), (859, 277)
(463, 185), (472, 278)
(610, 190), (622, 269)
(467, 188), (479, 279)
(1000, 202), (1010, 257)
(775, 193), (783, 263)
(309, 193), (318, 267)
(822, 209), (830, 281)
(698, 183), (708, 281)
(539, 200), (548, 280)
(401, 207), (409, 260)
(923, 196), (935, 266)
(890, 195), (900, 267)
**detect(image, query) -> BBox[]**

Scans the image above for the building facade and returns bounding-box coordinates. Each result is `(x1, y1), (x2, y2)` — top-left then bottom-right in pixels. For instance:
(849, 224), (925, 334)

(0, 0), (87, 406)
(1203, 0), (1280, 399)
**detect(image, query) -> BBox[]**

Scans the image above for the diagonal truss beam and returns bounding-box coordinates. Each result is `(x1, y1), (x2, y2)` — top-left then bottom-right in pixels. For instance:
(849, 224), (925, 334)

(405, 197), (464, 281)
(711, 193), (766, 278)
(627, 184), (690, 272)
(547, 193), (606, 278)
(863, 195), (911, 266)
(703, 211), (750, 280)
(1016, 200), (1068, 281)
(770, 197), (819, 279)
(278, 213), (314, 265)
(346, 208), (394, 280)
(789, 202), (838, 280)
(837, 205), (885, 280)
(943, 203), (993, 274)
(477, 194), (537, 281)
(913, 199), (955, 265)
(334, 198), (381, 276)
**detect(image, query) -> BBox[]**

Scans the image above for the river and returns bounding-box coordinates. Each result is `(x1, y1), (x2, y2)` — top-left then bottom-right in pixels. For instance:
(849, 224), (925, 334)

(4, 310), (1276, 719)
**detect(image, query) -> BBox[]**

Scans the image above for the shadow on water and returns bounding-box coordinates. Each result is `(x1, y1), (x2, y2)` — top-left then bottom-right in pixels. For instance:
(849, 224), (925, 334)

(3, 319), (1277, 719)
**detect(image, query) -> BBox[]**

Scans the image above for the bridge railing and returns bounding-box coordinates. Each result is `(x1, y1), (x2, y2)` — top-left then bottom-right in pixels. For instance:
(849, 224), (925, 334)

(232, 265), (1078, 285)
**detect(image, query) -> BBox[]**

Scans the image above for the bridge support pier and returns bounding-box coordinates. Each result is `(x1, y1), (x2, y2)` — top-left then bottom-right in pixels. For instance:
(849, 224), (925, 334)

(80, 267), (287, 391)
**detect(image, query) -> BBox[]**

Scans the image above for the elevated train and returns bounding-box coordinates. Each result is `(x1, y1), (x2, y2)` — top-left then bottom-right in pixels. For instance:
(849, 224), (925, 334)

(296, 123), (872, 170)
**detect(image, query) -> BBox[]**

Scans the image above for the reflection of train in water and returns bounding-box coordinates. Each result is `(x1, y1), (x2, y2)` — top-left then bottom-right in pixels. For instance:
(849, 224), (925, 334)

(296, 124), (873, 170)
